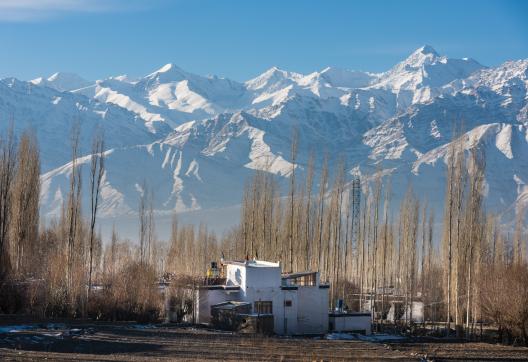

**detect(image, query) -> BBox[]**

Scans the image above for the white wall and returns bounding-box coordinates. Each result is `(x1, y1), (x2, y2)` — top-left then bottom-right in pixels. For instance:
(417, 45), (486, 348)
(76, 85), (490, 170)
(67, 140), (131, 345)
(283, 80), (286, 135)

(330, 314), (372, 335)
(245, 265), (281, 289)
(243, 285), (285, 334)
(281, 290), (298, 335)
(297, 287), (329, 334)
(226, 263), (281, 291)
(243, 286), (329, 335)
(226, 265), (246, 289)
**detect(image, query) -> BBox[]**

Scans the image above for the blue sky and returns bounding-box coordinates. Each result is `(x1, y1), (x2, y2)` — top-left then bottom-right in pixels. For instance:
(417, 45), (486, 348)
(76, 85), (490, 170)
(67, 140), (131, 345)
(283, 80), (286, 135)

(1, 0), (527, 82)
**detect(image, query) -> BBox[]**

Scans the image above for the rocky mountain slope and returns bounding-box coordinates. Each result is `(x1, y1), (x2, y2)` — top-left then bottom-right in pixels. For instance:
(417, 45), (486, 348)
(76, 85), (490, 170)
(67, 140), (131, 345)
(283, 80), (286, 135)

(1, 45), (525, 235)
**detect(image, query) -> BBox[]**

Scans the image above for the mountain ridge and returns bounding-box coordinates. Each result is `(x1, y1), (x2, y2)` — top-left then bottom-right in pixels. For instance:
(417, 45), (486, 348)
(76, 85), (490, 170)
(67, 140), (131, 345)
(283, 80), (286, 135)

(4, 45), (526, 236)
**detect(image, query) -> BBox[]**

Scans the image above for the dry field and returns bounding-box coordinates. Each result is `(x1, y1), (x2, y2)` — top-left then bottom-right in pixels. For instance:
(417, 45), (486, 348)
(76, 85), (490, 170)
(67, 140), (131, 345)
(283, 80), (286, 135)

(0, 322), (527, 361)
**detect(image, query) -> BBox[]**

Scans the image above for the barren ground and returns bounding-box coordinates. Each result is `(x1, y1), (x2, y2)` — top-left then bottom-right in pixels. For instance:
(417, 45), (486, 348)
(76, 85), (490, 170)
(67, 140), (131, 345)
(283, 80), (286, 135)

(0, 320), (527, 361)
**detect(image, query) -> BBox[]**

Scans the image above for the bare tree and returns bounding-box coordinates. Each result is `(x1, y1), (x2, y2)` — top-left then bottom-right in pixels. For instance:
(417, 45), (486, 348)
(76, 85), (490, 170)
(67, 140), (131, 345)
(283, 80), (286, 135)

(0, 126), (16, 279)
(442, 138), (464, 334)
(88, 130), (105, 298)
(10, 130), (40, 276)
(288, 128), (299, 272)
(316, 156), (328, 273)
(370, 172), (382, 328)
(514, 204), (526, 265)
(110, 224), (118, 278)
(138, 181), (148, 264)
(147, 189), (156, 266)
(66, 123), (82, 302)
(464, 148), (485, 336)
(304, 152), (315, 270)
(380, 180), (391, 328)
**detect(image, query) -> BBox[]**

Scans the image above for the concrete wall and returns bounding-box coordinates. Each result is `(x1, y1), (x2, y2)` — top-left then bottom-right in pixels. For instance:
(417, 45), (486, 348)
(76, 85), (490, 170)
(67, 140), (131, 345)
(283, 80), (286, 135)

(281, 289), (298, 335)
(329, 314), (372, 335)
(245, 265), (281, 289)
(244, 285), (288, 334)
(297, 287), (329, 335)
(226, 262), (281, 290)
(223, 263), (283, 333)
(243, 286), (328, 335)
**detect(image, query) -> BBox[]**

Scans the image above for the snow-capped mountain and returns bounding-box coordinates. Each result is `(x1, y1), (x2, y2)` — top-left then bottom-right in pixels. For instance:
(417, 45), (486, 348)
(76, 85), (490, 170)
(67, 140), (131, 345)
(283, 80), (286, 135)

(74, 63), (252, 133)
(370, 45), (484, 108)
(374, 45), (483, 90)
(4, 45), (527, 236)
(31, 72), (92, 92)
(0, 77), (161, 170)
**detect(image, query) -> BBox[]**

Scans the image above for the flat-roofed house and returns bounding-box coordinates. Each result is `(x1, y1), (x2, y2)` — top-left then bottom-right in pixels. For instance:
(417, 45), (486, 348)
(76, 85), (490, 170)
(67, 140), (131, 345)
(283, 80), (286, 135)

(195, 259), (329, 335)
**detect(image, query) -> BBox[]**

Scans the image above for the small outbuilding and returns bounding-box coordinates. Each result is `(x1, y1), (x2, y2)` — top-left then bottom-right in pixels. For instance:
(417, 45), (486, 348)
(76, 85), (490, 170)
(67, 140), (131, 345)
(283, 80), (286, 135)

(210, 301), (252, 331)
(329, 312), (372, 335)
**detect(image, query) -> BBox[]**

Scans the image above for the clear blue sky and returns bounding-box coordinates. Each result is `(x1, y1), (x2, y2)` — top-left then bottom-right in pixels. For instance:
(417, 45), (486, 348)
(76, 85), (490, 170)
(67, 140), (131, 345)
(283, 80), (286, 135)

(1, 0), (527, 82)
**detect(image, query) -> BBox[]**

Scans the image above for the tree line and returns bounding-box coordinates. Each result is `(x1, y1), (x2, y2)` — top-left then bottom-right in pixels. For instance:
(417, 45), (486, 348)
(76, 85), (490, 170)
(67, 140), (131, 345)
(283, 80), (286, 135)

(0, 125), (527, 343)
(226, 132), (527, 343)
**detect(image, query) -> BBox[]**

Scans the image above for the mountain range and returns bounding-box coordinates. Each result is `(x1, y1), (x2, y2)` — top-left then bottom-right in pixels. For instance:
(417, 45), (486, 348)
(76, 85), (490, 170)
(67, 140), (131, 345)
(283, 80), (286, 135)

(1, 45), (526, 238)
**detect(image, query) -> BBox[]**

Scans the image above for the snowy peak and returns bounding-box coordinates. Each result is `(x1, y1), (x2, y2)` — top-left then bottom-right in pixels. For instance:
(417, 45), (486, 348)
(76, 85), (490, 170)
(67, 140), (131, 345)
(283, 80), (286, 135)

(245, 66), (303, 91)
(400, 44), (441, 68)
(300, 66), (377, 89)
(371, 45), (484, 106)
(145, 63), (190, 83)
(417, 44), (439, 56)
(31, 72), (91, 92)
(145, 63), (245, 89)
(155, 63), (178, 74)
(78, 63), (250, 130)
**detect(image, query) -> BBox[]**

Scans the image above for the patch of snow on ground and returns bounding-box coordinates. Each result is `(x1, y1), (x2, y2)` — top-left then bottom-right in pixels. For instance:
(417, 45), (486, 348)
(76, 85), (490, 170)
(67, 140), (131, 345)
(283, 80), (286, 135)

(326, 333), (407, 342)
(0, 325), (36, 334)
(129, 324), (157, 329)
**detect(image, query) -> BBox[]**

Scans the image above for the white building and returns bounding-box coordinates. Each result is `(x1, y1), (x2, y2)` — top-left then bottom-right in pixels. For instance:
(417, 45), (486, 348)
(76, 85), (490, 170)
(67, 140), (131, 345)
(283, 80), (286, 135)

(386, 301), (424, 323)
(195, 259), (329, 335)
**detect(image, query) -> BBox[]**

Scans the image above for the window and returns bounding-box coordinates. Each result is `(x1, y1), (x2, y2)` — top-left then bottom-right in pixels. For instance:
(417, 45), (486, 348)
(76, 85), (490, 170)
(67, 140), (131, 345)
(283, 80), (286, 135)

(254, 301), (272, 314)
(284, 273), (317, 286)
(296, 273), (316, 286)
(284, 300), (292, 307)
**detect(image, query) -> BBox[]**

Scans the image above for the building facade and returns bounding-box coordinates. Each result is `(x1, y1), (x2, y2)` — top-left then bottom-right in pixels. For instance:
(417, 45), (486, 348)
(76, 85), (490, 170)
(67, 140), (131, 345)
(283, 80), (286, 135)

(195, 259), (329, 335)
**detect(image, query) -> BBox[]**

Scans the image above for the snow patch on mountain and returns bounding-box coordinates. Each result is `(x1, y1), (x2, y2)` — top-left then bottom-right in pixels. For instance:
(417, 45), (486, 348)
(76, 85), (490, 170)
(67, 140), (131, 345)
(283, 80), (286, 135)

(244, 127), (294, 176)
(496, 124), (514, 159)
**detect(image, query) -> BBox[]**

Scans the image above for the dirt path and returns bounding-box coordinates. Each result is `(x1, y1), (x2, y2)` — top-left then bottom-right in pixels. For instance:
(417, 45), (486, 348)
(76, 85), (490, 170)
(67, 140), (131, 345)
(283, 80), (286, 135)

(389, 341), (528, 361)
(0, 322), (527, 361)
(0, 323), (411, 361)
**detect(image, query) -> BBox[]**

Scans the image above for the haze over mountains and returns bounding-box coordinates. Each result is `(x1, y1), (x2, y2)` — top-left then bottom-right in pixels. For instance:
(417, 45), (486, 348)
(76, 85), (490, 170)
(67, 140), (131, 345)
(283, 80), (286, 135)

(1, 45), (526, 237)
